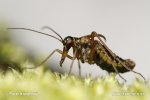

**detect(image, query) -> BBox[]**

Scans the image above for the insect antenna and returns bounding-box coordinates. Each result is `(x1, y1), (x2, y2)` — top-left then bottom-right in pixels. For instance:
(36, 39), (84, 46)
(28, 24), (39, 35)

(41, 26), (63, 41)
(7, 28), (63, 43)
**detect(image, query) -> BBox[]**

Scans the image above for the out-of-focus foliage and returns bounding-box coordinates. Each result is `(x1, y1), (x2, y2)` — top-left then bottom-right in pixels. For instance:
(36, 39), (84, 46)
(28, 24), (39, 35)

(0, 68), (149, 100)
(0, 23), (29, 74)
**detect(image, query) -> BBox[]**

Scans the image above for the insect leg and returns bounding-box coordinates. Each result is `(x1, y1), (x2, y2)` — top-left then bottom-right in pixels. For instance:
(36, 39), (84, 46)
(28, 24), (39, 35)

(111, 62), (127, 82)
(115, 58), (146, 80)
(96, 40), (126, 81)
(68, 50), (77, 75)
(77, 59), (81, 76)
(92, 32), (145, 80)
(23, 49), (73, 69)
(92, 31), (117, 59)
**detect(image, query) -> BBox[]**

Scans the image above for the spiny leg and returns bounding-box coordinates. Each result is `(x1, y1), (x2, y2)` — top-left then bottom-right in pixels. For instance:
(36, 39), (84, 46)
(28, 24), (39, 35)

(23, 49), (73, 69)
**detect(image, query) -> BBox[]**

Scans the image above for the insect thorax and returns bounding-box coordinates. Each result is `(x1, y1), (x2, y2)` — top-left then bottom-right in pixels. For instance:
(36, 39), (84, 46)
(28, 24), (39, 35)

(76, 39), (99, 64)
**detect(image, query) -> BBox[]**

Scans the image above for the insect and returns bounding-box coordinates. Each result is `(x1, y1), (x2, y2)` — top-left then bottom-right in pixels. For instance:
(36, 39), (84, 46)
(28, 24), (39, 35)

(8, 27), (145, 81)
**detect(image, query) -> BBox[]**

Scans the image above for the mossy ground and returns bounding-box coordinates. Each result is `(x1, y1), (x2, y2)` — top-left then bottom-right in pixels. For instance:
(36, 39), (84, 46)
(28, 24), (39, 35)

(0, 67), (150, 100)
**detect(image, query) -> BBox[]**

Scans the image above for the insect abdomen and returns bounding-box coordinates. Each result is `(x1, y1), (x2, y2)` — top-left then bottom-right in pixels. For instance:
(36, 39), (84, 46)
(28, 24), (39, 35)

(94, 50), (130, 73)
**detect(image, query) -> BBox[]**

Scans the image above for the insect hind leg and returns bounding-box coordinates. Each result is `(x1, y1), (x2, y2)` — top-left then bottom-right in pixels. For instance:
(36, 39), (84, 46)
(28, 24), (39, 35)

(111, 63), (127, 82)
(92, 31), (145, 81)
(115, 58), (146, 80)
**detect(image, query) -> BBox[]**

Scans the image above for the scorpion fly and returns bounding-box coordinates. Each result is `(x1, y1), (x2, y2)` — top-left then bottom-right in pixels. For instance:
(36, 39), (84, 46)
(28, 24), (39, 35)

(8, 27), (145, 81)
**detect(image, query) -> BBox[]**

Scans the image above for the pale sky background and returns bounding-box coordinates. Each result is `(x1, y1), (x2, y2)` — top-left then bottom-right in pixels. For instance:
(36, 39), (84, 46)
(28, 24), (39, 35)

(0, 0), (150, 82)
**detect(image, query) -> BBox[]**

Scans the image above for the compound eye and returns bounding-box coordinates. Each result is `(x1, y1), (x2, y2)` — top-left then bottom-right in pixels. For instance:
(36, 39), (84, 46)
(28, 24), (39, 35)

(67, 38), (72, 43)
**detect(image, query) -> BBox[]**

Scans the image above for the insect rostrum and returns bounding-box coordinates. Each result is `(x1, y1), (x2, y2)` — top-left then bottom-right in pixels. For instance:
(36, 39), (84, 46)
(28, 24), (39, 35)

(8, 26), (145, 81)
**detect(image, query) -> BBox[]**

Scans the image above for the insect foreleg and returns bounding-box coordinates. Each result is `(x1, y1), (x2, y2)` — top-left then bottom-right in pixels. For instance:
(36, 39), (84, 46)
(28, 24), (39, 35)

(23, 49), (73, 69)
(68, 50), (77, 75)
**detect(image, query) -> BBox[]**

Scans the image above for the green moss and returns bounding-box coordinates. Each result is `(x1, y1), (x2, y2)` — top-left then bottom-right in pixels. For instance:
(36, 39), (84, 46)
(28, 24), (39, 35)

(0, 68), (149, 100)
